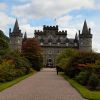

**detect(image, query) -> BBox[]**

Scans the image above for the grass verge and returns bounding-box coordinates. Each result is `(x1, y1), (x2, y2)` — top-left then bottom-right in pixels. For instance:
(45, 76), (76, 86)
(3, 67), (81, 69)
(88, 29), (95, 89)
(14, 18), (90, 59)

(0, 72), (35, 92)
(60, 72), (100, 100)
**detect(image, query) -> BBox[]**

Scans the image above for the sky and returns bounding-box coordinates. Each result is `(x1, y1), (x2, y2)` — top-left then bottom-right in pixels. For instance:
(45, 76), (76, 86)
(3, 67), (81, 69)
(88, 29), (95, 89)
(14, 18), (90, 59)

(0, 0), (100, 52)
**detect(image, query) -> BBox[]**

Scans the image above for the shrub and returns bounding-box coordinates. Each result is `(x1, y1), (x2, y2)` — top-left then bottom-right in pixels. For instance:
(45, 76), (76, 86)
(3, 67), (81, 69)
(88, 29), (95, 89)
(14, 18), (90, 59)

(88, 74), (99, 90)
(56, 48), (78, 71)
(0, 61), (16, 82)
(2, 51), (32, 73)
(75, 71), (90, 85)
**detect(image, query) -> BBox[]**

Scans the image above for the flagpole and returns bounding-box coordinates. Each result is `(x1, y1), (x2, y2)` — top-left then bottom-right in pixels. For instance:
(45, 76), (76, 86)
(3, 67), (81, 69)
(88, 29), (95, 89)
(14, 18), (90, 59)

(54, 18), (56, 26)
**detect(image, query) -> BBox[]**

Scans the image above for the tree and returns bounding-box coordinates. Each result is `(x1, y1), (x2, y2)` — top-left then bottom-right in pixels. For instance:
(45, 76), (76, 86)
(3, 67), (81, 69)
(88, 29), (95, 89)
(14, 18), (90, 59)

(0, 30), (9, 42)
(0, 30), (10, 55)
(0, 38), (9, 55)
(22, 38), (43, 71)
(56, 48), (78, 69)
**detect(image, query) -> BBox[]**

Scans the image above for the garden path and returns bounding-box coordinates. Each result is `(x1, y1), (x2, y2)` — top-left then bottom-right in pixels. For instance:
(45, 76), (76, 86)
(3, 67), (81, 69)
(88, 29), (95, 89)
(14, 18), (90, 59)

(0, 68), (84, 100)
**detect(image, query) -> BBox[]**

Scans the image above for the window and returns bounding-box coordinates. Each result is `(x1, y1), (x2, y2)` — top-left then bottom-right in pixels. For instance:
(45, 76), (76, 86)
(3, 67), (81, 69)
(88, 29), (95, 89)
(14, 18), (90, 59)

(49, 42), (51, 46)
(74, 43), (77, 46)
(18, 40), (20, 43)
(66, 43), (68, 46)
(57, 42), (60, 46)
(81, 42), (83, 45)
(40, 42), (43, 46)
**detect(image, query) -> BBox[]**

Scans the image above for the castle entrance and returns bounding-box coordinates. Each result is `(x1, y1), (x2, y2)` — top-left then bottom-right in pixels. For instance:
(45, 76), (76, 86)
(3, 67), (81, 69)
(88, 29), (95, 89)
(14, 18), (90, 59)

(46, 58), (53, 68)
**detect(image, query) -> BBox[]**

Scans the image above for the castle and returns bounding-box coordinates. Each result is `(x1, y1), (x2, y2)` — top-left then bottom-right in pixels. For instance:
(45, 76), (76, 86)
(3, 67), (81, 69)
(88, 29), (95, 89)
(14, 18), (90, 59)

(9, 19), (92, 67)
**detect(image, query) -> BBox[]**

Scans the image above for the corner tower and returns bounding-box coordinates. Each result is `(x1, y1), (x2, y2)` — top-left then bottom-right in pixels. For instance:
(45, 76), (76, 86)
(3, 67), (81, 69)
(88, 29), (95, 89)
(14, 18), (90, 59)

(9, 19), (23, 52)
(79, 20), (92, 52)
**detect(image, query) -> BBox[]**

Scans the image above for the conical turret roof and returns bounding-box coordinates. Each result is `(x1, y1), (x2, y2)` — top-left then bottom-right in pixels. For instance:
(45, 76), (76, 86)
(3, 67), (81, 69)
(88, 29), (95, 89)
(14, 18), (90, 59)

(24, 32), (27, 39)
(82, 20), (89, 34)
(13, 19), (19, 32)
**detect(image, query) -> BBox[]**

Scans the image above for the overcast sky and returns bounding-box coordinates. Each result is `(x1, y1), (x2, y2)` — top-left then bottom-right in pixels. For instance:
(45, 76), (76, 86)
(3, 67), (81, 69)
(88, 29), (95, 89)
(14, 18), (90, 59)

(0, 0), (100, 52)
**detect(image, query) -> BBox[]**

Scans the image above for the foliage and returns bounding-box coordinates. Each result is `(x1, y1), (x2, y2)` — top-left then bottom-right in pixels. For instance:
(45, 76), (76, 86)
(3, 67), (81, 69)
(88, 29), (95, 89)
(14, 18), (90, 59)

(88, 74), (99, 90)
(0, 30), (9, 42)
(56, 49), (100, 90)
(75, 71), (90, 85)
(0, 38), (9, 55)
(0, 51), (33, 82)
(0, 30), (34, 83)
(56, 48), (78, 70)
(60, 72), (100, 100)
(0, 61), (16, 82)
(22, 38), (43, 71)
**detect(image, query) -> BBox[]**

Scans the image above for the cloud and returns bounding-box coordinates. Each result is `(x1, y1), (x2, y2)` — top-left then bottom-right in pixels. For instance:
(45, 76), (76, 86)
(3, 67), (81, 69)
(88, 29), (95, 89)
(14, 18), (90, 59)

(56, 16), (72, 27)
(0, 3), (7, 10)
(0, 0), (99, 53)
(0, 12), (15, 32)
(12, 0), (95, 19)
(93, 42), (100, 53)
(20, 24), (42, 37)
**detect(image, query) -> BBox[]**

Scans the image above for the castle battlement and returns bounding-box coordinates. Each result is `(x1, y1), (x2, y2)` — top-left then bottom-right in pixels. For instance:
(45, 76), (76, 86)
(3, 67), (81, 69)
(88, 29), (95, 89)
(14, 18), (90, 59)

(34, 30), (44, 34)
(43, 25), (58, 30)
(57, 30), (67, 35)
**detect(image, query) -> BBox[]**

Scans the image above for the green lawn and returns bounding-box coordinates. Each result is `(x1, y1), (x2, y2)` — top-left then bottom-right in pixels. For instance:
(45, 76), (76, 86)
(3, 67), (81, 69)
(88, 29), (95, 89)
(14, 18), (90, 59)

(0, 72), (35, 92)
(60, 73), (100, 100)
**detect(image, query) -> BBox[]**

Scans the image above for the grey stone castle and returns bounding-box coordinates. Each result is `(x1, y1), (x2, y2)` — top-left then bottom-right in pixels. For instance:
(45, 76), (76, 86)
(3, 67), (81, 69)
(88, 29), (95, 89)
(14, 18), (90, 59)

(9, 19), (92, 67)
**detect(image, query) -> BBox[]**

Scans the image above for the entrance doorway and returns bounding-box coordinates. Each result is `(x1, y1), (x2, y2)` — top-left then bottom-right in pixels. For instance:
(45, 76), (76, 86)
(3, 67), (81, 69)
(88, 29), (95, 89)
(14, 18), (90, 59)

(46, 58), (53, 67)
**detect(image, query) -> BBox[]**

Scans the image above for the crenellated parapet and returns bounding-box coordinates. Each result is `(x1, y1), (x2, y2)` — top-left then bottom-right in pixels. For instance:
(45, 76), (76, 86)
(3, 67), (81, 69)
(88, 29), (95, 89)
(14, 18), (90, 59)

(34, 30), (44, 35)
(43, 25), (58, 30)
(57, 30), (67, 35)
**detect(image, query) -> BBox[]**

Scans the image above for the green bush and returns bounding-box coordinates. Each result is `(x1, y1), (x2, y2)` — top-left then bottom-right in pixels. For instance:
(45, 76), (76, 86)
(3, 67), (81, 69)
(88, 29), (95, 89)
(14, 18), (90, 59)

(0, 61), (16, 82)
(75, 71), (89, 85)
(65, 67), (76, 78)
(88, 74), (99, 90)
(0, 51), (33, 82)
(3, 51), (32, 73)
(56, 48), (78, 71)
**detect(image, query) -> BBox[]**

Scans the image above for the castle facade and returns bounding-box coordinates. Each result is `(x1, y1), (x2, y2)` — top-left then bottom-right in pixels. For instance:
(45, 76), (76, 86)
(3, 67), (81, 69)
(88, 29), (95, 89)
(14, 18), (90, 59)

(9, 19), (92, 67)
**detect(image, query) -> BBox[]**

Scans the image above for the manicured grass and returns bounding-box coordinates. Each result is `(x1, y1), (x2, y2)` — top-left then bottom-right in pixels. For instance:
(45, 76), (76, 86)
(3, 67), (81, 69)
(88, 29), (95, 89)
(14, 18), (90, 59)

(0, 72), (35, 92)
(60, 72), (100, 100)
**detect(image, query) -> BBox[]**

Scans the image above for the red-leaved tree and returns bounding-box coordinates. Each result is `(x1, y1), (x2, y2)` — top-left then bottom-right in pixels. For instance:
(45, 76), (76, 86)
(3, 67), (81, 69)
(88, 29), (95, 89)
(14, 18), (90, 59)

(22, 38), (43, 71)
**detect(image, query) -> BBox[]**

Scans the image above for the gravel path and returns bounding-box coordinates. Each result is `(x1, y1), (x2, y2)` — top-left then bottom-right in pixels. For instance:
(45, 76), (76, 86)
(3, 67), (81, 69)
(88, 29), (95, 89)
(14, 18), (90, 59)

(0, 68), (84, 100)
